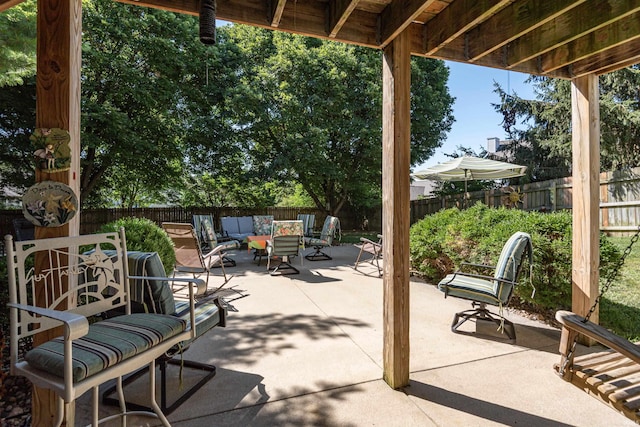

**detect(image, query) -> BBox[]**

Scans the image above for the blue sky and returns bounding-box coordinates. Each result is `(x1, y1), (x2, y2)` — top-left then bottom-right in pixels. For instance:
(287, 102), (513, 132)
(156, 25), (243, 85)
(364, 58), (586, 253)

(414, 61), (538, 171)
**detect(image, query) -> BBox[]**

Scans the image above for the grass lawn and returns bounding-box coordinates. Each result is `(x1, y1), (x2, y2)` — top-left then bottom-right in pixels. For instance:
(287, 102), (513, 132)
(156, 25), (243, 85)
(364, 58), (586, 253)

(338, 231), (380, 245)
(601, 236), (640, 341)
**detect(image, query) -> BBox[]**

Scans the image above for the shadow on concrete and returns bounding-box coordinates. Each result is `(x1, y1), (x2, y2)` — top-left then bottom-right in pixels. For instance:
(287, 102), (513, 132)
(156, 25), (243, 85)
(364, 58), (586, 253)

(403, 381), (575, 427)
(196, 313), (372, 366)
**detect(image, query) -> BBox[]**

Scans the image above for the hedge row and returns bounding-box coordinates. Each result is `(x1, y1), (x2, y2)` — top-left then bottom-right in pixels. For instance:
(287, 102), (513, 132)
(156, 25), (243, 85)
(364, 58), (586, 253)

(409, 204), (620, 312)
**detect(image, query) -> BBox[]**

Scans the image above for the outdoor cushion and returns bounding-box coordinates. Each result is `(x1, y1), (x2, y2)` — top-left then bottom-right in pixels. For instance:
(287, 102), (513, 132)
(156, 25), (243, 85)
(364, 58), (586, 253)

(438, 231), (532, 305)
(221, 217), (240, 235)
(127, 251), (177, 315)
(253, 215), (274, 236)
(25, 313), (186, 383)
(174, 298), (223, 342)
(437, 274), (504, 306)
(221, 216), (255, 242)
(237, 216), (254, 233)
(99, 250), (178, 315)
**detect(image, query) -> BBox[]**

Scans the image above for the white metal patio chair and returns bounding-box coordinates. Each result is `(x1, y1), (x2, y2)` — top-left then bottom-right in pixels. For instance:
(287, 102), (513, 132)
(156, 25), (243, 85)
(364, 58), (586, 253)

(5, 229), (201, 426)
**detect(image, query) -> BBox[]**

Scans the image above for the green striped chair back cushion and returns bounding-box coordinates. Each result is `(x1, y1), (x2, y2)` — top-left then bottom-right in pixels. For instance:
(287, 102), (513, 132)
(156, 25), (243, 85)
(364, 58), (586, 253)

(174, 298), (223, 341)
(493, 232), (532, 302)
(25, 313), (186, 383)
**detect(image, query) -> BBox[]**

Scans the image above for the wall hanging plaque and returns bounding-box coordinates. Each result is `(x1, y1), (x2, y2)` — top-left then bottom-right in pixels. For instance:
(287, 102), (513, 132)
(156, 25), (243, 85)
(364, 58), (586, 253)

(31, 128), (71, 172)
(22, 181), (78, 227)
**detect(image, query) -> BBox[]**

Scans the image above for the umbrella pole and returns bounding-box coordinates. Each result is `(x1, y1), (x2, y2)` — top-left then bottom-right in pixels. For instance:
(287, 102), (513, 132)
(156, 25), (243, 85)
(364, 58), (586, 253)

(464, 170), (468, 208)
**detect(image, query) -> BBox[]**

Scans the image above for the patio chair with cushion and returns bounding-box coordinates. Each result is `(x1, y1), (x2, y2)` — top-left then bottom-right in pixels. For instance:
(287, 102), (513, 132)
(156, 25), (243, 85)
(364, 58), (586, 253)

(354, 234), (383, 277)
(5, 229), (202, 427)
(437, 231), (533, 342)
(305, 215), (341, 261)
(296, 213), (315, 237)
(101, 251), (226, 414)
(253, 215), (274, 236)
(267, 220), (304, 275)
(162, 222), (238, 293)
(193, 214), (239, 267)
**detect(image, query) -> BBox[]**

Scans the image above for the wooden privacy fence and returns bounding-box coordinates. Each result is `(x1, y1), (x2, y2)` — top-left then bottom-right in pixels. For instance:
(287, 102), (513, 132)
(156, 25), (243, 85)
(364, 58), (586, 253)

(410, 167), (640, 236)
(0, 205), (382, 246)
(3, 167), (640, 244)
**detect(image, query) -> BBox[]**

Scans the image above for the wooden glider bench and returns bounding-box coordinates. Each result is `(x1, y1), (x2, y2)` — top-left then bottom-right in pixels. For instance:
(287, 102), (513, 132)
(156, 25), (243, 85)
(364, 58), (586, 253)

(6, 229), (208, 426)
(555, 310), (640, 423)
(100, 250), (227, 415)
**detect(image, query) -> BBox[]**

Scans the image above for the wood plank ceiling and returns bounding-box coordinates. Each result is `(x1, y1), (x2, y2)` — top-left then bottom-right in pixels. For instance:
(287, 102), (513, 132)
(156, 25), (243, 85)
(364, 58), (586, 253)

(98, 0), (640, 79)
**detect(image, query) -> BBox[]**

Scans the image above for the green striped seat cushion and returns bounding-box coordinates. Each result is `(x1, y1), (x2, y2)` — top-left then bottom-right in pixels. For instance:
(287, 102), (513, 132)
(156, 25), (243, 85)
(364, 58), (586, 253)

(25, 313), (186, 383)
(305, 237), (328, 246)
(437, 274), (505, 306)
(174, 298), (223, 341)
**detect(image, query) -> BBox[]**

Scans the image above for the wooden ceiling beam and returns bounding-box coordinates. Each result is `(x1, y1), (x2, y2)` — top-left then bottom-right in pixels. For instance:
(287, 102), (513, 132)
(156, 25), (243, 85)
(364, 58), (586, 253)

(116, 0), (382, 46)
(379, 0), (435, 47)
(540, 11), (640, 73)
(328, 0), (360, 38)
(505, 0), (640, 68)
(271, 0), (287, 27)
(425, 37), (571, 79)
(465, 0), (587, 62)
(423, 0), (509, 56)
(115, 0), (199, 16)
(567, 37), (640, 77)
(0, 0), (25, 13)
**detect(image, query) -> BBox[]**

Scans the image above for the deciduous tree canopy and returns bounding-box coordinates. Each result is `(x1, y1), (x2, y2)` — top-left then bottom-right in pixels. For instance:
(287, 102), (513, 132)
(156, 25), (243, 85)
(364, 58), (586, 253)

(0, 0), (454, 213)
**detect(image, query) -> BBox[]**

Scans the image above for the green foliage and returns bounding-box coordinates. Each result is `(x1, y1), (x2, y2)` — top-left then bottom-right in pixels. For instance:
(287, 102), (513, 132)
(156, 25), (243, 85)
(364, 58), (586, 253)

(227, 26), (454, 215)
(97, 217), (176, 274)
(494, 66), (640, 182)
(410, 204), (621, 312)
(0, 4), (453, 212)
(0, 0), (36, 87)
(273, 182), (315, 207)
(0, 76), (36, 193)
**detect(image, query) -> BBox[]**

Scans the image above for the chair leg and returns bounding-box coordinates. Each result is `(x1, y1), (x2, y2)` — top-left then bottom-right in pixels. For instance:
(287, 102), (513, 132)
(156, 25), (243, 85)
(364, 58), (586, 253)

(218, 255), (228, 283)
(451, 303), (516, 342)
(92, 386), (99, 426)
(148, 359), (171, 427)
(54, 396), (65, 427)
(354, 246), (365, 269)
(102, 356), (218, 415)
(269, 257), (300, 275)
(305, 246), (332, 261)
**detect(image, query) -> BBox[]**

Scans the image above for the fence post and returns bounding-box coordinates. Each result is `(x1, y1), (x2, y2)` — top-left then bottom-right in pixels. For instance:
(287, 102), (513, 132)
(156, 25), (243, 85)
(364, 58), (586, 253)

(550, 182), (557, 211)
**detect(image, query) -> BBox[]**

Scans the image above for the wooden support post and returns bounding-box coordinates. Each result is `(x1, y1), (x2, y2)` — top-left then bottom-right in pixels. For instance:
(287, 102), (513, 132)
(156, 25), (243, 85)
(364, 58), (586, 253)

(32, 0), (82, 425)
(382, 28), (411, 389)
(570, 74), (600, 327)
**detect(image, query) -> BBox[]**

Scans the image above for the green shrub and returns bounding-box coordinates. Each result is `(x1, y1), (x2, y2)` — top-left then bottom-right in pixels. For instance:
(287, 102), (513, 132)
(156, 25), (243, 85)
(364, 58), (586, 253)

(97, 217), (176, 275)
(410, 204), (621, 313)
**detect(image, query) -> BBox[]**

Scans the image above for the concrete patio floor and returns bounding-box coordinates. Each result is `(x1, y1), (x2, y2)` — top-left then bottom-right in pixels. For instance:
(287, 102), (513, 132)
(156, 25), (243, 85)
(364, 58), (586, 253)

(82, 244), (632, 426)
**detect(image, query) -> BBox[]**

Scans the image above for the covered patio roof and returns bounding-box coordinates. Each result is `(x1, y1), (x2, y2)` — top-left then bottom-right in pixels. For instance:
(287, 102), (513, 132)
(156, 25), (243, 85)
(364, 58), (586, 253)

(103, 0), (640, 79)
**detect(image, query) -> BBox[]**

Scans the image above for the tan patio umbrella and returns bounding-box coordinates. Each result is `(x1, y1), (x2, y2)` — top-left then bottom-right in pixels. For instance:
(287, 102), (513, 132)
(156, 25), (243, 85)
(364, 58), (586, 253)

(412, 155), (527, 201)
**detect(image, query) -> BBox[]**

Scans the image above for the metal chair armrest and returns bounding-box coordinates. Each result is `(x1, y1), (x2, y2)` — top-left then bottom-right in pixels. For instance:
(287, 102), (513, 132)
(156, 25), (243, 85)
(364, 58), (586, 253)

(8, 302), (89, 340)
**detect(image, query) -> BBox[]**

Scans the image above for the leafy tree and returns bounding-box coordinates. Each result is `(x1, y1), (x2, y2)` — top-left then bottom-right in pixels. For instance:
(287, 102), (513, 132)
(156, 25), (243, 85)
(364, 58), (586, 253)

(226, 26), (454, 216)
(80, 0), (198, 207)
(0, 0), (36, 87)
(0, 77), (36, 192)
(494, 66), (640, 181)
(0, 1), (37, 193)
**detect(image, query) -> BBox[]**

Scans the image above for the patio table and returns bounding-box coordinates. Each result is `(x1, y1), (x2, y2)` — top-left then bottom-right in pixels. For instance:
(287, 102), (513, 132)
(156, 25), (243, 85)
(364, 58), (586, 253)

(247, 235), (270, 264)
